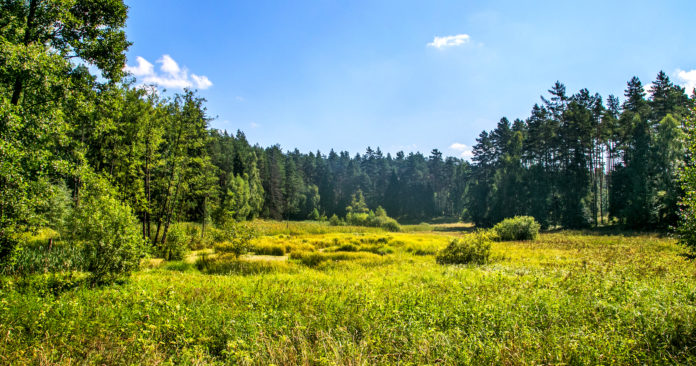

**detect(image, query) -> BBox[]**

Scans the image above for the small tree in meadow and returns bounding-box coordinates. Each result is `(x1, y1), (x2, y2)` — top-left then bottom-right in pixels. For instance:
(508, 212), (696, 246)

(67, 175), (145, 283)
(213, 222), (258, 257)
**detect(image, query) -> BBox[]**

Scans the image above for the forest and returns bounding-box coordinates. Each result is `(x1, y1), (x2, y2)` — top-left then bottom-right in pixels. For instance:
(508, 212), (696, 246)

(3, 1), (696, 364)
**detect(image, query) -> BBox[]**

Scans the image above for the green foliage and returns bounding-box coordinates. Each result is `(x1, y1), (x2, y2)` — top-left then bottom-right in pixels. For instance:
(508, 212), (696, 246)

(308, 208), (321, 221)
(212, 222), (258, 257)
(679, 107), (696, 253)
(0, 0), (131, 264)
(2, 241), (85, 276)
(493, 216), (541, 241)
(436, 232), (491, 265)
(66, 175), (145, 283)
(346, 190), (369, 214)
(328, 214), (342, 226)
(466, 75), (690, 230)
(345, 204), (402, 232)
(155, 224), (189, 261)
(4, 271), (90, 296)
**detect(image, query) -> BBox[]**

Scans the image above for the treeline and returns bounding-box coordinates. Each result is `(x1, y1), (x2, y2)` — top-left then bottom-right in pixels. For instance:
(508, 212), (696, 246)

(466, 73), (692, 229)
(0, 0), (469, 264)
(3, 1), (695, 272)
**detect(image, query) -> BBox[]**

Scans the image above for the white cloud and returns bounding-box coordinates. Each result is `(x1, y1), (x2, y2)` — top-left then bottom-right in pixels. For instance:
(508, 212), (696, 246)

(676, 69), (696, 94)
(159, 54), (181, 76)
(250, 122), (260, 128)
(191, 74), (213, 89)
(123, 54), (213, 90)
(235, 96), (246, 102)
(427, 34), (471, 49)
(449, 142), (473, 159)
(124, 56), (154, 76)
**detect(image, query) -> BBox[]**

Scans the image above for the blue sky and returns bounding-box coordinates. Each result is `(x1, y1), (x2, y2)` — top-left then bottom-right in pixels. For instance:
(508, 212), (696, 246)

(123, 0), (696, 159)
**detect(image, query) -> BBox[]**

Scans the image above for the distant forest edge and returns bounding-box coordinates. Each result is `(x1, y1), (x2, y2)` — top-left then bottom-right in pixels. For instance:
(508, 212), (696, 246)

(1, 1), (694, 262)
(160, 72), (691, 231)
(5, 70), (695, 254)
(209, 71), (693, 231)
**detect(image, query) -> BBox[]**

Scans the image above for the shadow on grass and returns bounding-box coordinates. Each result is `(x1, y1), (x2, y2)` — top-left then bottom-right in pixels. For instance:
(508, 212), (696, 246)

(544, 225), (672, 238)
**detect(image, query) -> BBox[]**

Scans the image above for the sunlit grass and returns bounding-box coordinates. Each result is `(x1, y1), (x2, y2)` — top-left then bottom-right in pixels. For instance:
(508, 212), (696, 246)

(2, 223), (695, 364)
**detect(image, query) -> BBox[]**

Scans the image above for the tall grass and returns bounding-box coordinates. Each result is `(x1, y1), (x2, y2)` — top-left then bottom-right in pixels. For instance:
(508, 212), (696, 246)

(1, 227), (695, 364)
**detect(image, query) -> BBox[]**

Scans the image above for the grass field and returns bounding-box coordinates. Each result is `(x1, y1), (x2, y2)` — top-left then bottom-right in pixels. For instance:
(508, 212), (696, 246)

(1, 222), (696, 364)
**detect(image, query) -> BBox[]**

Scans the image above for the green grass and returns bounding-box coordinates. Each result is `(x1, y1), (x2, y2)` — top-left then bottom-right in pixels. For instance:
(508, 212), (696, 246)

(1, 223), (696, 364)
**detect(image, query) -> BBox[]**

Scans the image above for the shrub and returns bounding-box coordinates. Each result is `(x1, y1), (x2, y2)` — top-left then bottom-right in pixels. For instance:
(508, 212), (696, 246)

(436, 233), (491, 265)
(212, 222), (258, 257)
(207, 226), (229, 244)
(67, 175), (145, 283)
(343, 206), (401, 231)
(156, 224), (189, 260)
(492, 216), (540, 241)
(308, 208), (321, 221)
(377, 216), (401, 232)
(329, 214), (342, 226)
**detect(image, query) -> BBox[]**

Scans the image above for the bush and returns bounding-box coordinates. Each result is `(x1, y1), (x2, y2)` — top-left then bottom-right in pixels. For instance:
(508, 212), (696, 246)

(344, 206), (401, 232)
(212, 222), (258, 257)
(207, 226), (229, 244)
(329, 214), (342, 226)
(492, 216), (540, 241)
(436, 232), (491, 265)
(67, 175), (145, 283)
(308, 208), (321, 221)
(377, 216), (401, 232)
(156, 224), (189, 260)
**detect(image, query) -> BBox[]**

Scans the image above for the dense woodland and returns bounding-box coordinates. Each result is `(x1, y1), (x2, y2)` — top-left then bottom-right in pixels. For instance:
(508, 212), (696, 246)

(467, 75), (692, 229)
(2, 0), (696, 269)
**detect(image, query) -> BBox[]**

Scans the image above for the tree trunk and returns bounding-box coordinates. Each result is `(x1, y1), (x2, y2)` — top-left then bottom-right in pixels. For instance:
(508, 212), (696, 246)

(160, 177), (182, 245)
(10, 0), (39, 106)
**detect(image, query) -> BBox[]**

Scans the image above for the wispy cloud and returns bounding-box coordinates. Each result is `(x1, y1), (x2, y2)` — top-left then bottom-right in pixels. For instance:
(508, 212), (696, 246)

(124, 56), (154, 76)
(449, 142), (473, 159)
(427, 34), (471, 49)
(124, 54), (213, 90)
(676, 69), (696, 94)
(191, 74), (213, 89)
(250, 122), (260, 128)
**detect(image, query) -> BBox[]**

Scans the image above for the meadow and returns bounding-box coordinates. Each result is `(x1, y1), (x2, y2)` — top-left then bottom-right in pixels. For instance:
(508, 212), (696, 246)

(1, 221), (695, 365)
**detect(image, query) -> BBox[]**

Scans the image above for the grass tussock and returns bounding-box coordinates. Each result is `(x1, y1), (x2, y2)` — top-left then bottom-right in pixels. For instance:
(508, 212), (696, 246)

(195, 253), (294, 275)
(251, 243), (286, 256)
(290, 251), (384, 267)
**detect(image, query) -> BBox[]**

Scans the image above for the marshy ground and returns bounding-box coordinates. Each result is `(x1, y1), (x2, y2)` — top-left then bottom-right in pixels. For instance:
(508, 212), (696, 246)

(2, 221), (695, 364)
